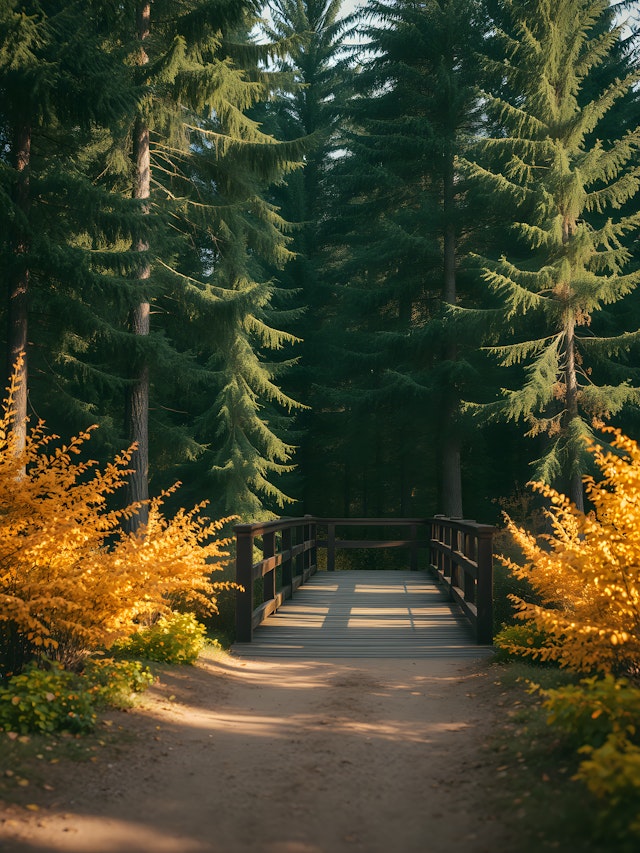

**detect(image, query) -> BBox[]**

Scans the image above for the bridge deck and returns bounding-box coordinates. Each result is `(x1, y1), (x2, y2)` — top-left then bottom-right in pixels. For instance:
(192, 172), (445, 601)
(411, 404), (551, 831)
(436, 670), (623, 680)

(233, 570), (493, 659)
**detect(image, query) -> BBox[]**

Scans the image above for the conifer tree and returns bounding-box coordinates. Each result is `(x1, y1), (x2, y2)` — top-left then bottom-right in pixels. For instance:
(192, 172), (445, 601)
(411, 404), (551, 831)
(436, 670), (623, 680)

(0, 1), (137, 451)
(320, 0), (486, 516)
(258, 0), (356, 512)
(109, 6), (306, 520)
(125, 0), (152, 527)
(468, 0), (640, 511)
(1, 1), (307, 524)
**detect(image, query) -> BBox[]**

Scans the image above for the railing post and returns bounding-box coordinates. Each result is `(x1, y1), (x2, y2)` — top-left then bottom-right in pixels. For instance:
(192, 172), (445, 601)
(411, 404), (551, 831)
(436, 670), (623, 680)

(410, 523), (418, 571)
(305, 514), (317, 574)
(282, 526), (292, 595)
(430, 516), (442, 577)
(327, 522), (336, 571)
(263, 530), (276, 603)
(295, 522), (304, 578)
(235, 525), (254, 643)
(476, 528), (494, 645)
(303, 515), (311, 576)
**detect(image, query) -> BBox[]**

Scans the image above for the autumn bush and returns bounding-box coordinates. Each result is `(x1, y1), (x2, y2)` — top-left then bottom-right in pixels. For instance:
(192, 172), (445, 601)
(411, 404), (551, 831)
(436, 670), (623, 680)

(0, 370), (236, 679)
(497, 427), (640, 675)
(496, 430), (640, 845)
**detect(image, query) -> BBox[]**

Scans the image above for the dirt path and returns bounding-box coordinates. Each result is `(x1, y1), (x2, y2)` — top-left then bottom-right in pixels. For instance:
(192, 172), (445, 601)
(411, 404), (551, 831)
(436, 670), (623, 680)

(0, 648), (515, 853)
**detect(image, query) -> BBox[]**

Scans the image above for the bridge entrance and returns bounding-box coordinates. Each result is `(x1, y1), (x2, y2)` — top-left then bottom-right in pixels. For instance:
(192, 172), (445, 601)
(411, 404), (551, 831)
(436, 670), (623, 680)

(233, 517), (495, 656)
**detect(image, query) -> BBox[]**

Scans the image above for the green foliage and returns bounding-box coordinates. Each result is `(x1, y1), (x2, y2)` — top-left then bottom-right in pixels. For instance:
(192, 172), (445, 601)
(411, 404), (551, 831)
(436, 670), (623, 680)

(539, 674), (640, 748)
(0, 664), (96, 735)
(0, 655), (156, 735)
(576, 733), (640, 846)
(537, 674), (640, 846)
(81, 658), (155, 708)
(493, 621), (552, 662)
(115, 612), (207, 664)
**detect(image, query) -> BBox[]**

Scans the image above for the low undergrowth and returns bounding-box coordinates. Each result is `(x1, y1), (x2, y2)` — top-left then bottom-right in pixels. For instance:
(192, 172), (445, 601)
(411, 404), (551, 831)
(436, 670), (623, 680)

(488, 661), (640, 853)
(489, 430), (640, 851)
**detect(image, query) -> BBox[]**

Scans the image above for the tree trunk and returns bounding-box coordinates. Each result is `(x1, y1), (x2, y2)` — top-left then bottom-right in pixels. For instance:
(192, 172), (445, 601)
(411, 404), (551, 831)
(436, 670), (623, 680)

(7, 122), (31, 454)
(125, 2), (151, 532)
(565, 316), (584, 512)
(441, 153), (463, 517)
(562, 214), (584, 513)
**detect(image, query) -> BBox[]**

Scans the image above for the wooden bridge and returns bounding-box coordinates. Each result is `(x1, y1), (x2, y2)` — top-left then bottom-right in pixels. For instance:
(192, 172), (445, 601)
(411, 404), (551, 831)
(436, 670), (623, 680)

(233, 517), (495, 659)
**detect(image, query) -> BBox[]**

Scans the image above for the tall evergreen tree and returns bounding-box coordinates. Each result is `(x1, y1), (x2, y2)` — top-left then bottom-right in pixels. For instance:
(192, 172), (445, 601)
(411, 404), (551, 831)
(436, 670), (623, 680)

(0, 1), (136, 451)
(125, 0), (152, 527)
(468, 0), (640, 511)
(1, 1), (307, 524)
(259, 0), (356, 512)
(318, 0), (486, 517)
(114, 6), (307, 520)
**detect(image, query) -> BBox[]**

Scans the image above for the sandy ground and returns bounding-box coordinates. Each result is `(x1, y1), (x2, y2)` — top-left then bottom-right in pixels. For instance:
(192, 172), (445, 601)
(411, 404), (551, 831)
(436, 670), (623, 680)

(0, 648), (517, 853)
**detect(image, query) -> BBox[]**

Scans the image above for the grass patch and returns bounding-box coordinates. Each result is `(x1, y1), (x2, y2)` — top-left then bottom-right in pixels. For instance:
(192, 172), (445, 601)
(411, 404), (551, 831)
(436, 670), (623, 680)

(0, 716), (130, 809)
(485, 660), (638, 852)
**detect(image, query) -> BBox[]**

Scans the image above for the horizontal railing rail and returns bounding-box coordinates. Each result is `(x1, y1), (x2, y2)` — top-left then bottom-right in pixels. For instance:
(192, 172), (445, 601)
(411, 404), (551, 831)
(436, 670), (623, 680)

(315, 517), (430, 572)
(234, 515), (495, 644)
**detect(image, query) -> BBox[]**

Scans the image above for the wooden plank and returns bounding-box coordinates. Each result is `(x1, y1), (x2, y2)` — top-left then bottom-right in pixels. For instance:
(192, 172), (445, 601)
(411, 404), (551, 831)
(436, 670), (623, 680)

(316, 539), (431, 550)
(234, 570), (492, 659)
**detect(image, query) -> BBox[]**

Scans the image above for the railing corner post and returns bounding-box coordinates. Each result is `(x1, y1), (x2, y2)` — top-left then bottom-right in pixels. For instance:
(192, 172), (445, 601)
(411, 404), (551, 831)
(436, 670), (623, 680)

(476, 528), (494, 645)
(410, 522), (418, 571)
(235, 526), (254, 643)
(327, 522), (336, 571)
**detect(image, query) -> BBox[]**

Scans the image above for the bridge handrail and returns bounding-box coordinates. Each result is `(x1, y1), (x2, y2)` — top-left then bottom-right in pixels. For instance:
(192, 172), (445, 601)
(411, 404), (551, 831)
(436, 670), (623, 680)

(429, 516), (495, 645)
(235, 516), (318, 643)
(234, 515), (494, 644)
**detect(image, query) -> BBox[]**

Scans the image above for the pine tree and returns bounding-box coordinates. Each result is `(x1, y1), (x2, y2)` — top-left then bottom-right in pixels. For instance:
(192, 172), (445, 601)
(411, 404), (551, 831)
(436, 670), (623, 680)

(125, 0), (152, 527)
(0, 1), (137, 452)
(317, 0), (486, 516)
(116, 8), (307, 520)
(258, 0), (356, 512)
(468, 0), (640, 511)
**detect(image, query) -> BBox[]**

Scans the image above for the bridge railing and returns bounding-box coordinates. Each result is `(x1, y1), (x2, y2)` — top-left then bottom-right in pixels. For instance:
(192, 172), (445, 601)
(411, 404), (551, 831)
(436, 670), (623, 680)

(234, 516), (317, 643)
(317, 517), (429, 572)
(235, 515), (495, 644)
(429, 516), (495, 645)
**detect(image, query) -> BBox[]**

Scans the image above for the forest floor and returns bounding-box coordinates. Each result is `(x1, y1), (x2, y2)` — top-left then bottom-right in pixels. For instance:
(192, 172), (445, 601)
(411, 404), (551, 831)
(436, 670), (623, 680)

(0, 647), (524, 853)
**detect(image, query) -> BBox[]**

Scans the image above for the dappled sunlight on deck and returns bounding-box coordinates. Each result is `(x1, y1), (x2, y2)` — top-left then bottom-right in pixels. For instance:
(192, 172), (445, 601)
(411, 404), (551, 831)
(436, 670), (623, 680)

(234, 570), (490, 659)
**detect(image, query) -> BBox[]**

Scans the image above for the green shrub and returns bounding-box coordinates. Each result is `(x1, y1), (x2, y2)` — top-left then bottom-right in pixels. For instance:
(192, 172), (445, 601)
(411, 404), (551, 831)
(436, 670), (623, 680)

(115, 612), (207, 664)
(82, 658), (154, 707)
(539, 674), (640, 748)
(493, 621), (552, 663)
(0, 663), (95, 734)
(537, 674), (640, 847)
(576, 732), (640, 846)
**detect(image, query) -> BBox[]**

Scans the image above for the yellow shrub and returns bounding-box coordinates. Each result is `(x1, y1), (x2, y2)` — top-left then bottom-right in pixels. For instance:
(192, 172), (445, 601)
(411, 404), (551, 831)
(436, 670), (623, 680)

(0, 371), (236, 673)
(500, 427), (640, 674)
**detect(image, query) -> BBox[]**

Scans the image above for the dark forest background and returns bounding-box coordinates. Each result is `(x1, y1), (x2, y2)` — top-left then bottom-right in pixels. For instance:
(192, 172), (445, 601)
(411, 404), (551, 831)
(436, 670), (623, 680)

(2, 0), (639, 529)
